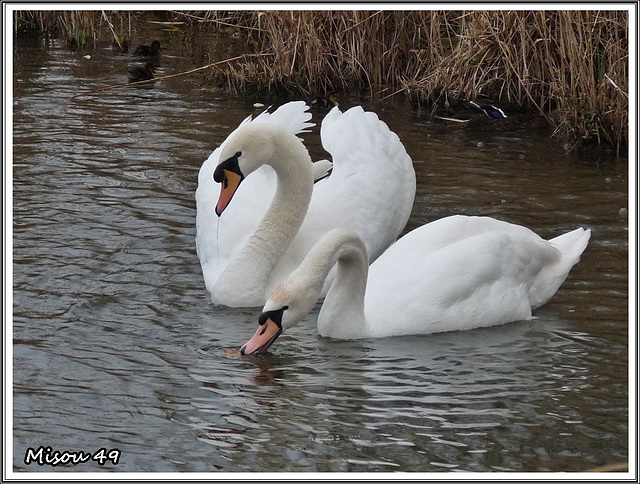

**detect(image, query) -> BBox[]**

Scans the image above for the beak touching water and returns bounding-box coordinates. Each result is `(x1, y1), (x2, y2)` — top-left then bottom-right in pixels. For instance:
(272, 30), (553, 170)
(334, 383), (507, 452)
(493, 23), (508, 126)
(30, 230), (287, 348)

(240, 317), (282, 355)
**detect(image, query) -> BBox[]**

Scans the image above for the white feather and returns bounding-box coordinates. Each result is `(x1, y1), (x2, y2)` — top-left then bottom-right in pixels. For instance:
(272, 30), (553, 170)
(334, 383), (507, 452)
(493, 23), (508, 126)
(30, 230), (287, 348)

(256, 216), (590, 342)
(195, 102), (416, 307)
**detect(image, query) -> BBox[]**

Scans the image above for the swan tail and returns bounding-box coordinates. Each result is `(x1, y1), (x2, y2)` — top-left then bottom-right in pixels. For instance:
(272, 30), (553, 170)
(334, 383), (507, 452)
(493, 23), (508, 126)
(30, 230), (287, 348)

(530, 227), (591, 309)
(550, 227), (591, 266)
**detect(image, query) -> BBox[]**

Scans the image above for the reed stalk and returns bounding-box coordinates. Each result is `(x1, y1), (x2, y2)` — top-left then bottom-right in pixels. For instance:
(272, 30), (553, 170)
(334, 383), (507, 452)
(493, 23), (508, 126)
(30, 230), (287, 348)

(14, 9), (629, 151)
(14, 10), (134, 48)
(199, 10), (627, 151)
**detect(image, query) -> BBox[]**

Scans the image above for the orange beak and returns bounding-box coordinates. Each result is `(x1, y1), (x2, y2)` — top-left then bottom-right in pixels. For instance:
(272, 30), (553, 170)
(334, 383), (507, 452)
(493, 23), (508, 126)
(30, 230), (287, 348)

(215, 169), (243, 216)
(240, 318), (282, 355)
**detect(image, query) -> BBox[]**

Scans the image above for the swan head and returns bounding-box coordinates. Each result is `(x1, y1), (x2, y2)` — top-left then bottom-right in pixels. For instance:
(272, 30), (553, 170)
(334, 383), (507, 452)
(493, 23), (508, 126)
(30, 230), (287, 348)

(213, 124), (279, 216)
(240, 277), (319, 355)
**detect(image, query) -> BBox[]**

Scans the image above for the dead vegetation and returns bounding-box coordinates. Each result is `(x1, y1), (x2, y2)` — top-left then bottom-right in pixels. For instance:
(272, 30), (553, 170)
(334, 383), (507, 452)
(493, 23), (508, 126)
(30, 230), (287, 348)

(13, 9), (629, 151)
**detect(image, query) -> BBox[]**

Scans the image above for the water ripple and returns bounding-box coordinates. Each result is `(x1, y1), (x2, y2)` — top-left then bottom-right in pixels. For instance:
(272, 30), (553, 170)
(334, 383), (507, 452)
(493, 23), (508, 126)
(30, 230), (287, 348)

(11, 39), (628, 473)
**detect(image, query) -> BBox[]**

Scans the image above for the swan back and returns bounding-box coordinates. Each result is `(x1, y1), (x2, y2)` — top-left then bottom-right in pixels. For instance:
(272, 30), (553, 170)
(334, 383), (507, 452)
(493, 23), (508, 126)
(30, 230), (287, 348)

(315, 107), (416, 261)
(363, 215), (591, 337)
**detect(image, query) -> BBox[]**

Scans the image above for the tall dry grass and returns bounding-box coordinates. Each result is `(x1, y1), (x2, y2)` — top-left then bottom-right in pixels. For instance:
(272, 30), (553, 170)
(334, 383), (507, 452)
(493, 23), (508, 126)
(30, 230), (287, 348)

(13, 10), (135, 48)
(204, 10), (628, 151)
(13, 10), (629, 150)
(208, 11), (429, 96)
(402, 11), (628, 150)
(548, 11), (628, 149)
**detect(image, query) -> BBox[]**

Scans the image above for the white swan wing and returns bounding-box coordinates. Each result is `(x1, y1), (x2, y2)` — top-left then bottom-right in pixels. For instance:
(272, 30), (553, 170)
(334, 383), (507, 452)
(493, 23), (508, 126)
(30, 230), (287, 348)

(364, 215), (590, 336)
(196, 102), (314, 292)
(267, 106), (416, 291)
(316, 107), (416, 262)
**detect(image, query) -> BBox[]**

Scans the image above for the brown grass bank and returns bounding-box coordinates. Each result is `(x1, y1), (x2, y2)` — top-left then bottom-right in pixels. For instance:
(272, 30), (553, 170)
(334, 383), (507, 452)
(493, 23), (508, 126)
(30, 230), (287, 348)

(206, 10), (628, 153)
(13, 10), (629, 152)
(13, 10), (135, 49)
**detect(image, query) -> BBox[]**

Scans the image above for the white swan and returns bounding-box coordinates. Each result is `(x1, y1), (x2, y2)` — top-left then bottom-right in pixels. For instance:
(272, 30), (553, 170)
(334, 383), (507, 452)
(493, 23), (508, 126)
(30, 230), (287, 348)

(196, 102), (416, 307)
(240, 215), (591, 354)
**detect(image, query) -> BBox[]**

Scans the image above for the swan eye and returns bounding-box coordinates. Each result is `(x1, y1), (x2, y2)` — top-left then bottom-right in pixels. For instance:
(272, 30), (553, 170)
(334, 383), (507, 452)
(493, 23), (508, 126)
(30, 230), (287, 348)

(258, 306), (288, 327)
(235, 151), (242, 158)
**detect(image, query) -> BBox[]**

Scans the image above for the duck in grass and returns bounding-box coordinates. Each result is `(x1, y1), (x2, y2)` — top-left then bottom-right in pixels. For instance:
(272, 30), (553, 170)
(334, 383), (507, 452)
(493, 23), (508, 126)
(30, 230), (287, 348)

(434, 98), (509, 125)
(432, 98), (552, 130)
(310, 94), (340, 110)
(132, 40), (162, 58)
(128, 62), (155, 83)
(436, 98), (552, 131)
(462, 99), (508, 119)
(112, 38), (130, 54)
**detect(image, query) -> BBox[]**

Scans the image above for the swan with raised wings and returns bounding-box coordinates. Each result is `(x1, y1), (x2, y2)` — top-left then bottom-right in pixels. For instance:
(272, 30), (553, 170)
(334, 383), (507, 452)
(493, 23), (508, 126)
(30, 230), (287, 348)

(195, 102), (416, 307)
(240, 216), (591, 354)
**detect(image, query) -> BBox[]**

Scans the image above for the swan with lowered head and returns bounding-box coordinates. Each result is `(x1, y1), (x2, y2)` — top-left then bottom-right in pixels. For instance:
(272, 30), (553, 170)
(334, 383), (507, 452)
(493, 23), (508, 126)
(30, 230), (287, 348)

(196, 102), (415, 308)
(240, 216), (591, 354)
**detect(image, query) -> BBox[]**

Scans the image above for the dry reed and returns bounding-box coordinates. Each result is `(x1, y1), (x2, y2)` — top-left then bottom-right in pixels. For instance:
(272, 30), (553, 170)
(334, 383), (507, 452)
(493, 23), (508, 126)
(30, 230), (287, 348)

(13, 9), (629, 151)
(203, 10), (628, 152)
(402, 11), (628, 150)
(13, 10), (135, 48)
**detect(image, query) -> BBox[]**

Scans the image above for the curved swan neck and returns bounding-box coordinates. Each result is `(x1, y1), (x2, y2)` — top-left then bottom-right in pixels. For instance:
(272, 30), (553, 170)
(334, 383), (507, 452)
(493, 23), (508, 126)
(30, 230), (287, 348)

(258, 137), (314, 242)
(303, 230), (370, 338)
(213, 128), (314, 306)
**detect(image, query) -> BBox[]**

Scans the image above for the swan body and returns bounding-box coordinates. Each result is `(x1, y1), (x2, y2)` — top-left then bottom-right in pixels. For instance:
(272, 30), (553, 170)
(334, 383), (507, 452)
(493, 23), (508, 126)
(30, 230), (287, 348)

(196, 102), (315, 305)
(196, 102), (416, 307)
(241, 216), (591, 354)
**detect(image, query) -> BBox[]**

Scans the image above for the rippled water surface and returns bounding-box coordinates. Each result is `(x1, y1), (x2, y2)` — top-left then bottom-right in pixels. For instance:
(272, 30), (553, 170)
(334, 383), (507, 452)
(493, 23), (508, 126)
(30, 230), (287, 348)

(11, 36), (629, 474)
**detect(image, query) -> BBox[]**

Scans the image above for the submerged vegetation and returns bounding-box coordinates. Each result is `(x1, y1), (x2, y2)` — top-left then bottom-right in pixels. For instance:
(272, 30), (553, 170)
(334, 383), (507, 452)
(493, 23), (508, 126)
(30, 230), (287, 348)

(13, 9), (629, 152)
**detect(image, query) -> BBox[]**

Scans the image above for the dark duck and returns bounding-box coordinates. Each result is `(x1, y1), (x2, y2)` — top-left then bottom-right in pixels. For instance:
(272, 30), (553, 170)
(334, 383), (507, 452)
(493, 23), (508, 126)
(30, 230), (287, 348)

(310, 93), (340, 110)
(462, 99), (508, 119)
(112, 38), (130, 53)
(128, 62), (155, 83)
(434, 98), (510, 127)
(132, 40), (161, 58)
